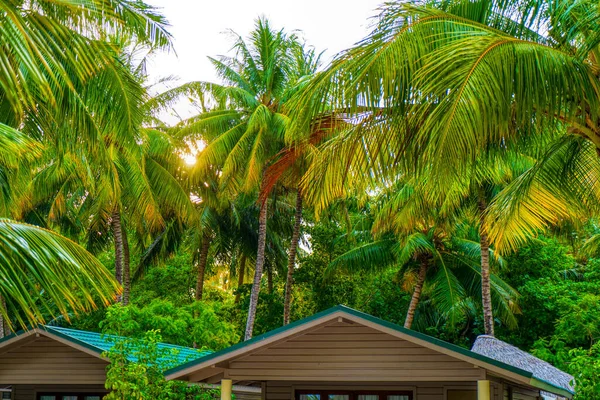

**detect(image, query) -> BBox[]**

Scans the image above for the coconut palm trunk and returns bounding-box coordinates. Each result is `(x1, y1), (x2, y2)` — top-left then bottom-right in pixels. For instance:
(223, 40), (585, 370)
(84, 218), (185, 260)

(122, 226), (130, 306)
(245, 199), (268, 341)
(404, 258), (428, 329)
(111, 209), (124, 289)
(195, 232), (211, 301)
(283, 189), (303, 325)
(478, 194), (495, 336)
(235, 253), (247, 304)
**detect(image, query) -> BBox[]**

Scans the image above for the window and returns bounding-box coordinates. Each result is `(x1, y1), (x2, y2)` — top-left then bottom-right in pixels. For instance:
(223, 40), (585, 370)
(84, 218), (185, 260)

(37, 393), (106, 400)
(446, 390), (476, 400)
(296, 391), (412, 400)
(328, 395), (349, 400)
(357, 396), (378, 400)
(299, 395), (320, 400)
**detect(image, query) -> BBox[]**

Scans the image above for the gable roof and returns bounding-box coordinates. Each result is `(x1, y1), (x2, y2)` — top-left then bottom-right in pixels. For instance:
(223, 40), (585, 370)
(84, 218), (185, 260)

(0, 325), (210, 369)
(472, 335), (574, 396)
(164, 305), (574, 399)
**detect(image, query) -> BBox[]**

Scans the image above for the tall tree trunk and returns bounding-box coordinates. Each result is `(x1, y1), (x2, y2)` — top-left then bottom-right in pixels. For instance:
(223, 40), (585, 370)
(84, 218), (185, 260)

(122, 225), (130, 306)
(111, 209), (124, 302)
(266, 263), (273, 294)
(283, 190), (303, 326)
(404, 258), (428, 329)
(195, 232), (211, 301)
(479, 193), (495, 336)
(235, 253), (247, 304)
(245, 199), (268, 341)
(0, 295), (6, 339)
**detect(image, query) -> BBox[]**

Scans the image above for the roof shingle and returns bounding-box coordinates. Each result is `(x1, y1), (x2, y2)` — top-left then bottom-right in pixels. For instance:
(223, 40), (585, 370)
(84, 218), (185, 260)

(471, 335), (574, 395)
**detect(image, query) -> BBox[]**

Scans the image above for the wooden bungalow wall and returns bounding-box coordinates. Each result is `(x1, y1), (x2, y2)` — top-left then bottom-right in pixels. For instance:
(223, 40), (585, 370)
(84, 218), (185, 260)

(0, 336), (106, 385)
(225, 321), (485, 382)
(264, 381), (543, 400)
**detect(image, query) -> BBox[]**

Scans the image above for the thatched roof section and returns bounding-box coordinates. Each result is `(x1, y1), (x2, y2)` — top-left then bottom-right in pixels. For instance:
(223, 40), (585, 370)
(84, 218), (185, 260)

(471, 335), (574, 395)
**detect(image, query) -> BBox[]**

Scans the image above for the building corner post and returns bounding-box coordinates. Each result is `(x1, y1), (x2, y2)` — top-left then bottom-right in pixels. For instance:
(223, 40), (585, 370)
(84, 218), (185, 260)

(478, 380), (491, 400)
(221, 379), (233, 400)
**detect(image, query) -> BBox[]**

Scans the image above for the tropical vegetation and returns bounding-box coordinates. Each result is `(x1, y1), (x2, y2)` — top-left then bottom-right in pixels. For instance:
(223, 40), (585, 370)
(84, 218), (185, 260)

(2, 0), (600, 398)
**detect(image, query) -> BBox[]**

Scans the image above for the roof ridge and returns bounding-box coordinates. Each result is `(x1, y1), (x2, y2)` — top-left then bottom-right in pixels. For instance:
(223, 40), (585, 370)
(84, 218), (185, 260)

(166, 305), (531, 378)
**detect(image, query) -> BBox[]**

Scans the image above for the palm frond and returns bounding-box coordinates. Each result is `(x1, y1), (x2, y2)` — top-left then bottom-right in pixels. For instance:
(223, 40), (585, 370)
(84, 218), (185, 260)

(0, 219), (119, 330)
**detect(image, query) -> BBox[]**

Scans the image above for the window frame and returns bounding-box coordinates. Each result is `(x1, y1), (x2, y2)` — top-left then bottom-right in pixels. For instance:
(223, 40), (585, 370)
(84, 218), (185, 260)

(443, 386), (478, 400)
(295, 389), (414, 400)
(37, 393), (106, 400)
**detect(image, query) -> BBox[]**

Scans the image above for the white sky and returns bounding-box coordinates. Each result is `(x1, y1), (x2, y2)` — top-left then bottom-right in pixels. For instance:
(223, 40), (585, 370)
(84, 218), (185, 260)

(144, 0), (383, 122)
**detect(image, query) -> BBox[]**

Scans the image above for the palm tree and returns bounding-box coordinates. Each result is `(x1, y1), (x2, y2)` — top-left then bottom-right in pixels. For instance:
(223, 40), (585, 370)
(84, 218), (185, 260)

(176, 19), (309, 340)
(187, 169), (230, 301)
(283, 190), (303, 325)
(30, 123), (196, 305)
(287, 0), (600, 335)
(0, 0), (170, 328)
(328, 183), (519, 330)
(292, 0), (600, 249)
(260, 46), (324, 325)
(22, 41), (199, 307)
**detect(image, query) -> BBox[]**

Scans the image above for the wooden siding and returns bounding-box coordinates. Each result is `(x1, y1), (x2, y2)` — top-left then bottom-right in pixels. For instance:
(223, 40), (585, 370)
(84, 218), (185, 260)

(0, 336), (107, 385)
(227, 322), (485, 382)
(503, 386), (541, 400)
(12, 384), (107, 400)
(234, 390), (262, 400)
(264, 381), (503, 400)
(10, 384), (259, 400)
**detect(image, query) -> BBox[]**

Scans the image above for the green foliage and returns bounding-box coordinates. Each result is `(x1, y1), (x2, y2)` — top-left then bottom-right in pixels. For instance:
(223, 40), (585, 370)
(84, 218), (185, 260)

(5, 1), (600, 397)
(294, 218), (412, 327)
(492, 236), (600, 398)
(498, 237), (600, 351)
(569, 343), (600, 399)
(104, 330), (219, 400)
(234, 284), (285, 336)
(101, 301), (239, 350)
(503, 237), (577, 288)
(0, 220), (120, 330)
(296, 219), (366, 311)
(132, 253), (197, 306)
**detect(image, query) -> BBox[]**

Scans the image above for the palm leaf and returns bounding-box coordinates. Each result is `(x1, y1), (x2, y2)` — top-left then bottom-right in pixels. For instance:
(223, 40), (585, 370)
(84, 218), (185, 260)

(327, 238), (397, 276)
(0, 219), (119, 330)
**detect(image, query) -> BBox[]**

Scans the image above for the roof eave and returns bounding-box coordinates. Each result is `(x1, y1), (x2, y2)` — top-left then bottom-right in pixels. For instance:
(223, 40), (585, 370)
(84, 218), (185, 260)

(530, 377), (574, 399)
(164, 305), (538, 385)
(0, 326), (107, 361)
(0, 328), (38, 349)
(164, 306), (351, 380)
(40, 326), (108, 360)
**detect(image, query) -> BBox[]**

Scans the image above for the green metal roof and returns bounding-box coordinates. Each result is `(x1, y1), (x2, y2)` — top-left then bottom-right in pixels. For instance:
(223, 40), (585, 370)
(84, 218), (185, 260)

(0, 325), (211, 370)
(44, 325), (211, 368)
(164, 305), (574, 398)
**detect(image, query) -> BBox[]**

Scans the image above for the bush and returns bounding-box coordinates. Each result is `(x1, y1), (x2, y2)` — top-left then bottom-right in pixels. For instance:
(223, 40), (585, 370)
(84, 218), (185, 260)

(104, 330), (220, 400)
(101, 300), (239, 350)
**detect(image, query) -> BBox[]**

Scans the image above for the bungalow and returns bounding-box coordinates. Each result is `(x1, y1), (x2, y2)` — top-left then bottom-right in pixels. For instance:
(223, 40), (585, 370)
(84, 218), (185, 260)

(165, 305), (575, 400)
(0, 325), (259, 400)
(0, 306), (574, 400)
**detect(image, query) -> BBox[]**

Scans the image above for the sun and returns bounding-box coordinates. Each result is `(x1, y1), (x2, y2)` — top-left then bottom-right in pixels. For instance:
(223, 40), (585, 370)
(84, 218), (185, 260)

(183, 153), (197, 166)
(181, 140), (206, 166)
